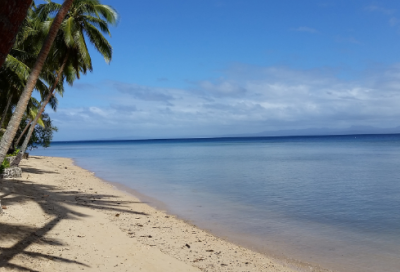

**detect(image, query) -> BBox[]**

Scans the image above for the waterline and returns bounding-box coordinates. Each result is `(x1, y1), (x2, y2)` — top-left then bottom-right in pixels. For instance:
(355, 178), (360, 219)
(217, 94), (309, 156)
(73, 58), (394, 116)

(32, 135), (400, 272)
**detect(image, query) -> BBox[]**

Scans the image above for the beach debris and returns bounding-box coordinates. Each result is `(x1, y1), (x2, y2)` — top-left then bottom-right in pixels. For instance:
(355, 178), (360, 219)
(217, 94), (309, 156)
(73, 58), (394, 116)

(65, 167), (67, 169)
(77, 235), (85, 238)
(115, 213), (120, 217)
(206, 249), (214, 252)
(193, 258), (205, 262)
(136, 224), (143, 227)
(1, 206), (7, 209)
(185, 244), (191, 248)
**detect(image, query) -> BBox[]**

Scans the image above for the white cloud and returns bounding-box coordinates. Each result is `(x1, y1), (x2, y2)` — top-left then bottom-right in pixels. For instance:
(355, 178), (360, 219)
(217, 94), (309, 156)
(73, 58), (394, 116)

(52, 64), (400, 140)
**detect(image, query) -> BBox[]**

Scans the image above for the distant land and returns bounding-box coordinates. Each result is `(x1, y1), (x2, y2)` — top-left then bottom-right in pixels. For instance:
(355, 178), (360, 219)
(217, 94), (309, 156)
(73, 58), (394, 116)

(225, 125), (400, 138)
(54, 125), (400, 142)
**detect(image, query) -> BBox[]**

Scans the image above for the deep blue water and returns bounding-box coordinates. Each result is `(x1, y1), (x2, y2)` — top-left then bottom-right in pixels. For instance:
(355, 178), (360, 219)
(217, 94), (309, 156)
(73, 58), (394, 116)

(32, 135), (400, 272)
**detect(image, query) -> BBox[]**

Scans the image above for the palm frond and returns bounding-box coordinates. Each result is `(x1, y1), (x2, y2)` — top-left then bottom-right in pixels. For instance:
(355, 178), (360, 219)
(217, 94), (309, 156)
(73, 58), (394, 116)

(83, 21), (112, 63)
(82, 15), (110, 36)
(62, 17), (78, 47)
(34, 1), (62, 22)
(3, 55), (31, 82)
(74, 30), (92, 67)
(93, 4), (118, 25)
(48, 95), (58, 111)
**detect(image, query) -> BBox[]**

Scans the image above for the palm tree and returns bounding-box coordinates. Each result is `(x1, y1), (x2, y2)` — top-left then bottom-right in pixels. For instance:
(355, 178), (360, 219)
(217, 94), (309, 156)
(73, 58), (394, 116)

(0, 0), (74, 165)
(14, 98), (47, 148)
(0, 49), (59, 131)
(11, 0), (118, 166)
(0, 0), (33, 67)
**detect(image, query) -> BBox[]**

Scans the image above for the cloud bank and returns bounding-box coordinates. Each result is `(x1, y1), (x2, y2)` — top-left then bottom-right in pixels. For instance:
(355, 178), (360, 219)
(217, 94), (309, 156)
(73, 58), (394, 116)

(52, 63), (400, 140)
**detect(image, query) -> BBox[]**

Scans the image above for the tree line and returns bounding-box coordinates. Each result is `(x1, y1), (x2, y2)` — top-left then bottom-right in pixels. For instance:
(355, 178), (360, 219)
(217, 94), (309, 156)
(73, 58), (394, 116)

(0, 0), (118, 168)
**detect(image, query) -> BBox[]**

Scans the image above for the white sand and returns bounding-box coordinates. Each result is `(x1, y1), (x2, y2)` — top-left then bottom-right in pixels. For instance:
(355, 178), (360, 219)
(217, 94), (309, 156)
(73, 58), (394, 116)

(0, 156), (326, 271)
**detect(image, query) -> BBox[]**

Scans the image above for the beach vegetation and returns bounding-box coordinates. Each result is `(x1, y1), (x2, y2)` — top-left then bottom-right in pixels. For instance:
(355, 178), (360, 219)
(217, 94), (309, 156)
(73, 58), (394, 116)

(16, 113), (58, 150)
(0, 158), (10, 174)
(13, 0), (117, 166)
(0, 0), (118, 166)
(0, 0), (74, 166)
(6, 149), (20, 157)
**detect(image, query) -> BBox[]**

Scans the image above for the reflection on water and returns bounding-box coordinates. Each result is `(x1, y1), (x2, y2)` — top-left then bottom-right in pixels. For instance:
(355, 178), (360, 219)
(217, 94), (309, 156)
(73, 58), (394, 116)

(32, 135), (400, 272)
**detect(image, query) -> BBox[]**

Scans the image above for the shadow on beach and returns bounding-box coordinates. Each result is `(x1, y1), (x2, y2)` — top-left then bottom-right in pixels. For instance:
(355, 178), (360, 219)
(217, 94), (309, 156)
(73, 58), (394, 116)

(0, 162), (149, 271)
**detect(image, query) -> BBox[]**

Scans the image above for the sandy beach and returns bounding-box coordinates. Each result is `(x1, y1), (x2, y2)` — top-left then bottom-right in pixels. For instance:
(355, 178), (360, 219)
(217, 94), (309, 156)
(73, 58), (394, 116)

(0, 156), (325, 271)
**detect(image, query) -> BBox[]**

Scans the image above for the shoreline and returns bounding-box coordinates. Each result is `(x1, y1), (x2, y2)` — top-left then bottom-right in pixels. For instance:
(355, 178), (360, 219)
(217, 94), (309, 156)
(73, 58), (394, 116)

(0, 156), (327, 271)
(107, 173), (329, 272)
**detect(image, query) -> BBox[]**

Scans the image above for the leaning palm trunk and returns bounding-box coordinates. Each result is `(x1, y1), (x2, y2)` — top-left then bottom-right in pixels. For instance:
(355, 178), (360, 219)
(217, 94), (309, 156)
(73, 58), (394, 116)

(12, 53), (69, 166)
(0, 93), (13, 129)
(0, 0), (33, 68)
(15, 119), (33, 148)
(0, 0), (74, 165)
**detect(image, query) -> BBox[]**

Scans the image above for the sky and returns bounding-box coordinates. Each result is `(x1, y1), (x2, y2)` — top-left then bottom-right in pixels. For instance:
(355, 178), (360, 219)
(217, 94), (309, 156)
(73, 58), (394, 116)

(39, 0), (400, 140)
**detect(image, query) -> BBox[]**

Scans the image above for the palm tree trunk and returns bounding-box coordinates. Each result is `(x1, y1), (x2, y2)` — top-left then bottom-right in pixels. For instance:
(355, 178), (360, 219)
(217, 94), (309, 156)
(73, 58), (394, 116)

(12, 52), (69, 166)
(15, 119), (32, 148)
(0, 0), (33, 68)
(0, 93), (13, 129)
(0, 0), (74, 165)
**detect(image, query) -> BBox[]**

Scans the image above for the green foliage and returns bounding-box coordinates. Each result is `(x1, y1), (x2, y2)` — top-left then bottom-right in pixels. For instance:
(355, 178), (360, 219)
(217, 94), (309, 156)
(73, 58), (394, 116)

(30, 113), (58, 148)
(0, 158), (10, 174)
(6, 149), (20, 157)
(0, 0), (118, 160)
(15, 113), (57, 150)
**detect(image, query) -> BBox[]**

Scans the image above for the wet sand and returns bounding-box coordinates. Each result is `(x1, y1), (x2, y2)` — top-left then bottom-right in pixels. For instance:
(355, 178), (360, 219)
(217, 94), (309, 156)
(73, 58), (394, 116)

(0, 156), (327, 271)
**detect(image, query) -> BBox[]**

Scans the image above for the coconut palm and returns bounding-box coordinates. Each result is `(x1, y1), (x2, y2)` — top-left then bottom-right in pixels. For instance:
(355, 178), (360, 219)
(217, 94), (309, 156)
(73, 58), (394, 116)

(11, 0), (118, 166)
(0, 47), (60, 130)
(0, 0), (74, 166)
(0, 55), (54, 130)
(14, 98), (47, 147)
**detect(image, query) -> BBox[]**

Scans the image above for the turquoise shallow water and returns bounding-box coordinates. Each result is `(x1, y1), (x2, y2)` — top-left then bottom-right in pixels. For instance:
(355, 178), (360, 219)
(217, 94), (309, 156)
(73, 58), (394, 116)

(32, 135), (400, 272)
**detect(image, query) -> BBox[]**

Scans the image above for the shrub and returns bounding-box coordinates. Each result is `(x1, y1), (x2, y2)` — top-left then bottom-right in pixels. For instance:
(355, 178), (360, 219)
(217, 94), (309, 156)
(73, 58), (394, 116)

(0, 158), (10, 174)
(6, 149), (20, 157)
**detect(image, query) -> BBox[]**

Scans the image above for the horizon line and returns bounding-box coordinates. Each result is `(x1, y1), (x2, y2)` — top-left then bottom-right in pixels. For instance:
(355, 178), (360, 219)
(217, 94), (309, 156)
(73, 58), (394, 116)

(52, 132), (400, 143)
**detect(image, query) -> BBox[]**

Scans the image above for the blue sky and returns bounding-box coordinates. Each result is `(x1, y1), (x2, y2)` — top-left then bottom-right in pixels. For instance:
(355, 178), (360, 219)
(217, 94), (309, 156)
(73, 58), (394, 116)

(41, 0), (400, 140)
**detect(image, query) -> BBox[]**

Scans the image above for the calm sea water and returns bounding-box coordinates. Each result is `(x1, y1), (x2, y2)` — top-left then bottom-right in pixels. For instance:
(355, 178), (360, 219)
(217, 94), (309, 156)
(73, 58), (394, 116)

(31, 135), (400, 272)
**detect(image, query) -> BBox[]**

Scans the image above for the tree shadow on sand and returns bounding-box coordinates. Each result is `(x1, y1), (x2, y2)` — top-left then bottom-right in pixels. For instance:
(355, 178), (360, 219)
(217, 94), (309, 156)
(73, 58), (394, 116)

(0, 163), (149, 271)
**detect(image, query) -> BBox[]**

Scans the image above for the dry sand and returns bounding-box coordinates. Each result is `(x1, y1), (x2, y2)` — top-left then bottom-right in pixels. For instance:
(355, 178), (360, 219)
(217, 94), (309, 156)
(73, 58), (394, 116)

(0, 156), (325, 271)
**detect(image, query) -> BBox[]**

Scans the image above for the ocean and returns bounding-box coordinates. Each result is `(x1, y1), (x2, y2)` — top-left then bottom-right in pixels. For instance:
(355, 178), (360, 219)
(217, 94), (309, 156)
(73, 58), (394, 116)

(31, 134), (400, 272)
